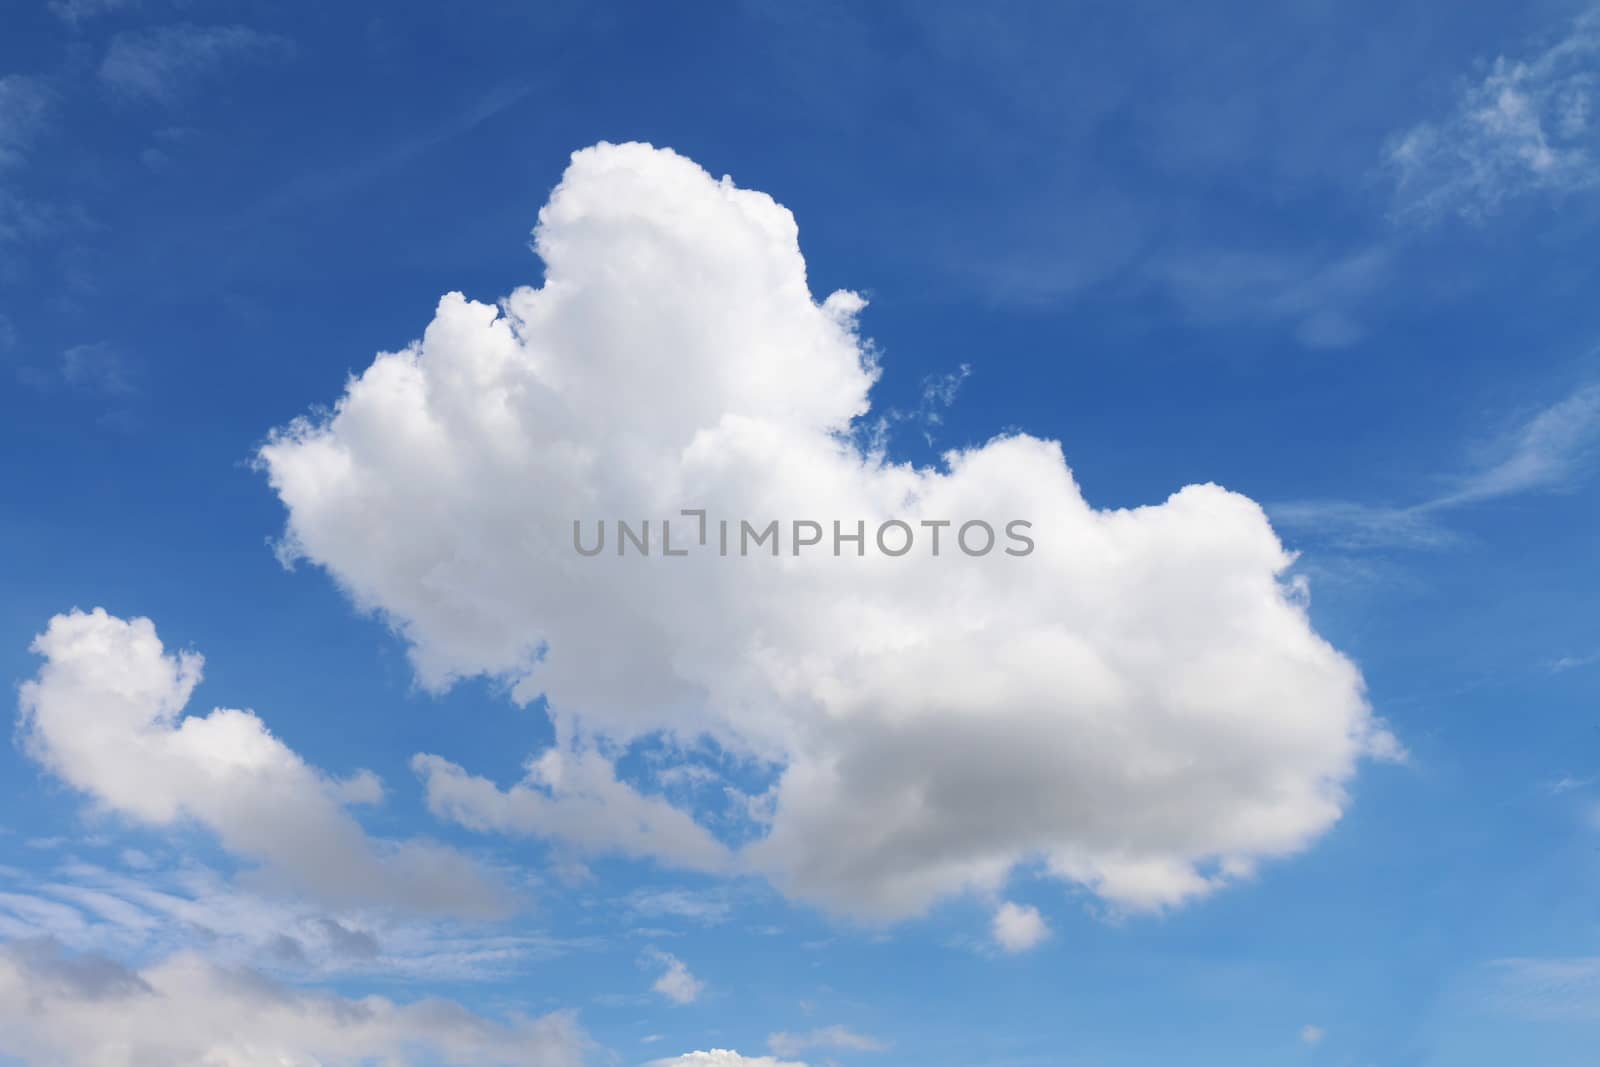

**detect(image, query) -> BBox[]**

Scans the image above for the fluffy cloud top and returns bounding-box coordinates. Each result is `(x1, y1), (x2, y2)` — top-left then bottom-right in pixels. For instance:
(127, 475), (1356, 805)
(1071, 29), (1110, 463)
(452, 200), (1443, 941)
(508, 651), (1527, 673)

(19, 608), (511, 918)
(260, 141), (1397, 919)
(0, 938), (586, 1067)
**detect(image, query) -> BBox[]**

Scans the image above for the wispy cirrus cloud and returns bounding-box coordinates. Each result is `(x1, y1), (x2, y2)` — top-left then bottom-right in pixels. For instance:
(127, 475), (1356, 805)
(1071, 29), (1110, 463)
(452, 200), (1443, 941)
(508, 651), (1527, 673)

(0, 860), (584, 983)
(1273, 381), (1600, 548)
(1478, 956), (1600, 1020)
(0, 76), (53, 173)
(262, 142), (1396, 924)
(19, 608), (515, 920)
(1387, 6), (1600, 220)
(99, 23), (293, 104)
(0, 938), (589, 1067)
(644, 947), (703, 1005)
(1148, 244), (1392, 350)
(990, 900), (1050, 954)
(767, 1025), (887, 1058)
(1549, 651), (1600, 672)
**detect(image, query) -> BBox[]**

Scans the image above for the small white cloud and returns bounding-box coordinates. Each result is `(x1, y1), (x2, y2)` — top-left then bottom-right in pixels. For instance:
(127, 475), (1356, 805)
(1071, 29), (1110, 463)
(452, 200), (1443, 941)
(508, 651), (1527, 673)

(644, 948), (703, 1005)
(1300, 1024), (1326, 1045)
(991, 901), (1050, 954)
(262, 140), (1395, 922)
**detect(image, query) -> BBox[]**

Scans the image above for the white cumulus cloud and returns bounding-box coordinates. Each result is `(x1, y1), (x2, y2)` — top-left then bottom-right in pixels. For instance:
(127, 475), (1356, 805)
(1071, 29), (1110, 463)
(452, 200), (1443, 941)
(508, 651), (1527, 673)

(18, 608), (512, 918)
(991, 901), (1050, 954)
(259, 140), (1397, 921)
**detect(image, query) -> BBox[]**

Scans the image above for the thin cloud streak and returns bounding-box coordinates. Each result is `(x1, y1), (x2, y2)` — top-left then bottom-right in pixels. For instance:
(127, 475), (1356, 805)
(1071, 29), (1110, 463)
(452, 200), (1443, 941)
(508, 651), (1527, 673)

(1273, 380), (1600, 548)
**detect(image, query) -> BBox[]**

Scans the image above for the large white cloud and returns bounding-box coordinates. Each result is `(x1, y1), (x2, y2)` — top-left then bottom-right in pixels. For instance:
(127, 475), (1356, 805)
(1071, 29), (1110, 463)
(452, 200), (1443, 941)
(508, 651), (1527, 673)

(259, 141), (1398, 919)
(18, 608), (512, 918)
(0, 938), (586, 1067)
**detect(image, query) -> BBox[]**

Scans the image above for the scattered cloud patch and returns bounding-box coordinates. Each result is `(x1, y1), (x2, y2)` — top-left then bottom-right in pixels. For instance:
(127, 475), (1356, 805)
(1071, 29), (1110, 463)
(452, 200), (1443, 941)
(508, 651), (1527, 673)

(1387, 7), (1600, 219)
(1300, 1024), (1326, 1045)
(863, 363), (973, 451)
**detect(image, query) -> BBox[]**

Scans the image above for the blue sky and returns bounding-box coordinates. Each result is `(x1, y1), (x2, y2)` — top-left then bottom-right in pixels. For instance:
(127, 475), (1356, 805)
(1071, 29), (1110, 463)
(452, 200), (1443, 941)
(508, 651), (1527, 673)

(0, 2), (1598, 1065)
